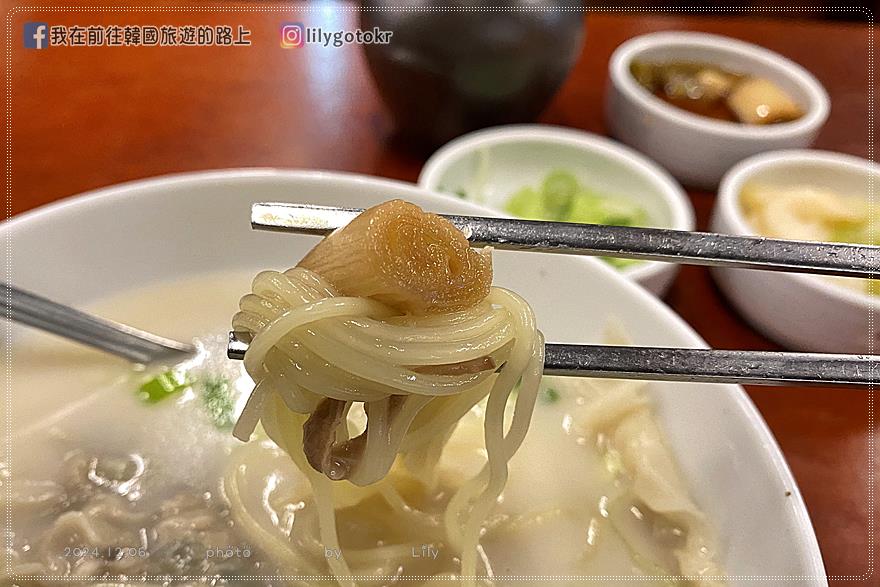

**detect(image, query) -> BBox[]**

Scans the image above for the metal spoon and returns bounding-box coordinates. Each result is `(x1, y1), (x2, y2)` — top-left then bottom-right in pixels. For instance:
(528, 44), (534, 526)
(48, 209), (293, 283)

(1, 282), (196, 364)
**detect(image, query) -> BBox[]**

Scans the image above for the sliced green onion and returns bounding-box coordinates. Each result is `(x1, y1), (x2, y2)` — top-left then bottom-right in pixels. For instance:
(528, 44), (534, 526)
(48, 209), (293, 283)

(201, 376), (236, 430)
(138, 370), (190, 403)
(541, 388), (560, 404)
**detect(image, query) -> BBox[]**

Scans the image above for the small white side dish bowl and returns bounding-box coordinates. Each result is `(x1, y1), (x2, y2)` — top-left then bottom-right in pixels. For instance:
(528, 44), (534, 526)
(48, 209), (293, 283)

(606, 32), (830, 189)
(418, 125), (695, 297)
(3, 169), (824, 582)
(712, 150), (878, 353)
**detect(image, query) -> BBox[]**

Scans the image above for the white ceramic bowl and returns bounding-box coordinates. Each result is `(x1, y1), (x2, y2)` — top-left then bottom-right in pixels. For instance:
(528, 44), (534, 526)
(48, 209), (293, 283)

(606, 32), (830, 189)
(712, 150), (878, 354)
(418, 125), (694, 297)
(3, 169), (825, 582)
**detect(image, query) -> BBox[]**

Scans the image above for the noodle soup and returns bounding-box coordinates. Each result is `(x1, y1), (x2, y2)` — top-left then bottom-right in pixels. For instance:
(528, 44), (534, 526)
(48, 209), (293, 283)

(4, 273), (722, 585)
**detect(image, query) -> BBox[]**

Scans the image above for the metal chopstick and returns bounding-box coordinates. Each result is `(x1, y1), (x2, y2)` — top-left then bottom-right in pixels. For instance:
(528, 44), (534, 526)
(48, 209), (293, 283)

(1, 282), (196, 364)
(226, 331), (876, 388)
(251, 203), (879, 278)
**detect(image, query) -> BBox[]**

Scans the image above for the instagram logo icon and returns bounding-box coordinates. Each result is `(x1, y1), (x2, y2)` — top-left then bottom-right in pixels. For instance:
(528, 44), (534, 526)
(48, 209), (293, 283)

(280, 22), (304, 48)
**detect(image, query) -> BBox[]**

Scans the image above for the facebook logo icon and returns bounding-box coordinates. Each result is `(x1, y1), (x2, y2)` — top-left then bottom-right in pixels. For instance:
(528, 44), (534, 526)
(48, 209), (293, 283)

(24, 22), (49, 49)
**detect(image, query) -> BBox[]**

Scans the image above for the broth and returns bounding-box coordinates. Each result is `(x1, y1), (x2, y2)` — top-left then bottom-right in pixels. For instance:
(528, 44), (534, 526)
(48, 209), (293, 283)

(2, 273), (722, 585)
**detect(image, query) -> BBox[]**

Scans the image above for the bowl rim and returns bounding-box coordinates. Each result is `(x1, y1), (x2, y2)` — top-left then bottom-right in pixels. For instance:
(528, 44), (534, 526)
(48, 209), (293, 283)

(609, 31), (830, 140)
(716, 148), (880, 309)
(417, 124), (696, 284)
(2, 167), (826, 580)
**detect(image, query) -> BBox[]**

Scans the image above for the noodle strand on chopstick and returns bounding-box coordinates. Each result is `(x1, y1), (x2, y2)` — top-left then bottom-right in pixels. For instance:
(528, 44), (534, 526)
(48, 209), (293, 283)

(232, 200), (543, 585)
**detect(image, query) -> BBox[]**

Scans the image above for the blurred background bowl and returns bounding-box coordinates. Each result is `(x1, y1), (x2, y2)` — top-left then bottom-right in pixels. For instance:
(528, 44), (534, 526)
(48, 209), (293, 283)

(711, 149), (878, 353)
(419, 124), (694, 296)
(360, 1), (584, 147)
(606, 32), (830, 189)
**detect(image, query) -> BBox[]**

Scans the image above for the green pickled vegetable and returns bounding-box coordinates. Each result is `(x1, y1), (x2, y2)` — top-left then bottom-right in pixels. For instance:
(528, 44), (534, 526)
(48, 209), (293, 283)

(503, 170), (650, 270)
(541, 170), (580, 218)
(506, 187), (547, 220)
(603, 256), (640, 269)
(567, 190), (647, 226)
(566, 191), (604, 224)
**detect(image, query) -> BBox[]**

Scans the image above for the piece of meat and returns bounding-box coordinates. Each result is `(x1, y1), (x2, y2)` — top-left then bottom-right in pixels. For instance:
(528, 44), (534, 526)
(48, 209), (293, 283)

(297, 200), (492, 315)
(302, 396), (408, 481)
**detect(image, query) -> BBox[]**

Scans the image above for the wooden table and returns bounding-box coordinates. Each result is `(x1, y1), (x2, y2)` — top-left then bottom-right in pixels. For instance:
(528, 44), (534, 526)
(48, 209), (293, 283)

(5, 5), (876, 584)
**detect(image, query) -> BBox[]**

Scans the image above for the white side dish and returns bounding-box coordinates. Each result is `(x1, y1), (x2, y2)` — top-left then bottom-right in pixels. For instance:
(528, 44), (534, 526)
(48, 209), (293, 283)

(606, 32), (829, 189)
(713, 150), (879, 353)
(418, 125), (694, 297)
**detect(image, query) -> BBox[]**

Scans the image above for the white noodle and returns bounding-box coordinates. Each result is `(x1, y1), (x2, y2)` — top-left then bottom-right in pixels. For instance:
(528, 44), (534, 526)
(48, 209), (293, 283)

(232, 268), (542, 585)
